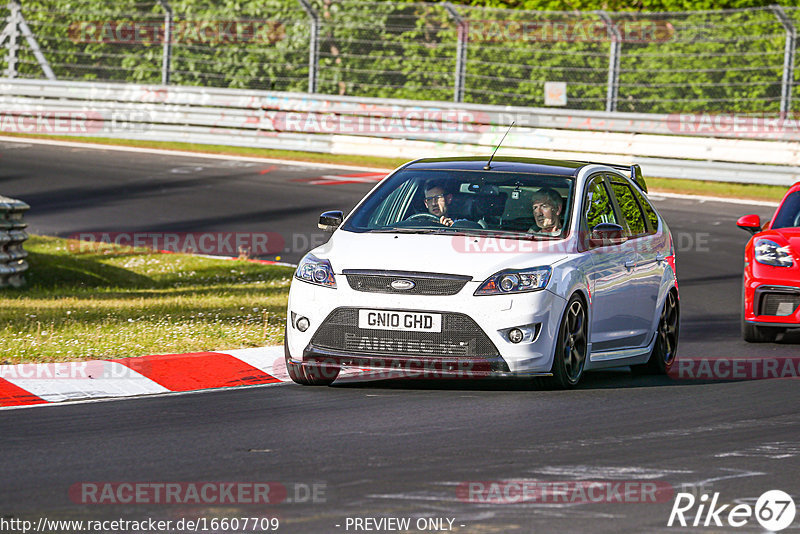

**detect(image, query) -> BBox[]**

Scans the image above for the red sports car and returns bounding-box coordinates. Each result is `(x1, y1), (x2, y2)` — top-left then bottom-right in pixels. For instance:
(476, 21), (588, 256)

(737, 182), (800, 342)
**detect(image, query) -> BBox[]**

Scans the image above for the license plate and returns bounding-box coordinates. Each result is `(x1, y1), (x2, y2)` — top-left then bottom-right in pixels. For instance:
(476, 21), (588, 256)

(358, 309), (442, 333)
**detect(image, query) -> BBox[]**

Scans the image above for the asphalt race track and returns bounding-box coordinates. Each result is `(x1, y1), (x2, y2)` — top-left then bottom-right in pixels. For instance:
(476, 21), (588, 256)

(0, 139), (798, 533)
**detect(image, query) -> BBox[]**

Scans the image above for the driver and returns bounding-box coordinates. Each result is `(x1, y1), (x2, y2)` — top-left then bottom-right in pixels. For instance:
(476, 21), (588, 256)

(422, 179), (455, 226)
(529, 187), (564, 236)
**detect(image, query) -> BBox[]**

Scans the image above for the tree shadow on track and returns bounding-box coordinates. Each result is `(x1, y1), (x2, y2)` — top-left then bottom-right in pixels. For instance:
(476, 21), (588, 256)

(329, 367), (726, 392)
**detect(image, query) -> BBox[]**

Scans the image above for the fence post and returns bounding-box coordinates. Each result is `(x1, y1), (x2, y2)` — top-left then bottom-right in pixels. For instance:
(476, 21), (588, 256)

(1, 1), (21, 78)
(444, 3), (467, 103)
(597, 10), (620, 113)
(772, 4), (795, 118)
(157, 0), (172, 85)
(2, 1), (56, 80)
(297, 0), (319, 93)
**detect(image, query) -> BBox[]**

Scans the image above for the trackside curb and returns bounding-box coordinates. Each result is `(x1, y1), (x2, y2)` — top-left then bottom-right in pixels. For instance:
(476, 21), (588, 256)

(0, 346), (288, 409)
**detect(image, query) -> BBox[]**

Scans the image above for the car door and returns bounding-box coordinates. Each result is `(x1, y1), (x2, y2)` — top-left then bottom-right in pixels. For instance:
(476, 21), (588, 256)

(582, 174), (642, 351)
(607, 177), (663, 348)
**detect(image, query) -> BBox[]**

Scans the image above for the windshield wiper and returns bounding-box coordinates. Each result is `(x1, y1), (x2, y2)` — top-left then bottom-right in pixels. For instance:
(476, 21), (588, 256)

(371, 227), (444, 234)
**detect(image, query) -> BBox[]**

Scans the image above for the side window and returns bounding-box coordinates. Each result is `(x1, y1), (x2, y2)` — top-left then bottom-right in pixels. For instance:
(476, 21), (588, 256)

(611, 181), (647, 236)
(632, 186), (659, 233)
(585, 178), (617, 229)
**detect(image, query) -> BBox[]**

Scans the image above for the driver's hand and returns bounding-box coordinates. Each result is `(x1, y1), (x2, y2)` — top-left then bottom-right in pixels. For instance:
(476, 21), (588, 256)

(440, 216), (454, 226)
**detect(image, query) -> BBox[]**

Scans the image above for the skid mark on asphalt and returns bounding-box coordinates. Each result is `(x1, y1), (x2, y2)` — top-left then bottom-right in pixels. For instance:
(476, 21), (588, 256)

(528, 466), (692, 480)
(512, 415), (800, 453)
(715, 441), (800, 459)
(675, 467), (767, 489)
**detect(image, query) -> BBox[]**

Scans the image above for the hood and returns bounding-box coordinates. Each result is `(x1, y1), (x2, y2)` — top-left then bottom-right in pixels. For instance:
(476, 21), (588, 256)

(310, 230), (570, 280)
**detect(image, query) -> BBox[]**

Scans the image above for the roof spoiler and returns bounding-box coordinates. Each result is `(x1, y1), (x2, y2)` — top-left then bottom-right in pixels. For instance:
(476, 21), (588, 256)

(575, 161), (647, 193)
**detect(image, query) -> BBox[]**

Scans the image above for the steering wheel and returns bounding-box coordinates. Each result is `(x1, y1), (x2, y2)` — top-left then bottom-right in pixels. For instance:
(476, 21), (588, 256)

(406, 212), (442, 223)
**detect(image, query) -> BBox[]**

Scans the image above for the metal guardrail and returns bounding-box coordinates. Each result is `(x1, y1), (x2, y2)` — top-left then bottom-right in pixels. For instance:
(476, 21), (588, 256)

(0, 194), (29, 288)
(0, 79), (799, 186)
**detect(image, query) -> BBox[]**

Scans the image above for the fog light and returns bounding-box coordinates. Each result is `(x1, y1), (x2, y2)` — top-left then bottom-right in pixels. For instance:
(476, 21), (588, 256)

(296, 316), (310, 332)
(508, 328), (523, 343)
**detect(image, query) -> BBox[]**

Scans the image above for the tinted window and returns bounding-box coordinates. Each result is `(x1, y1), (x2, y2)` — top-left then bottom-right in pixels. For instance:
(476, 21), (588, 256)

(772, 191), (800, 229)
(585, 178), (617, 229)
(611, 181), (647, 236)
(631, 186), (659, 233)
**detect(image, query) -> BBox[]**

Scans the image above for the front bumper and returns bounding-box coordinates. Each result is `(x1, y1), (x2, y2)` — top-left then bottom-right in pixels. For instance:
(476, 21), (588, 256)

(286, 274), (568, 376)
(744, 261), (800, 326)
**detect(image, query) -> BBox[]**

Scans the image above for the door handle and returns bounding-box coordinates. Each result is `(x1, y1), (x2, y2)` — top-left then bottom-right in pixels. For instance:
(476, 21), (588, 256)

(655, 253), (665, 263)
(624, 259), (636, 269)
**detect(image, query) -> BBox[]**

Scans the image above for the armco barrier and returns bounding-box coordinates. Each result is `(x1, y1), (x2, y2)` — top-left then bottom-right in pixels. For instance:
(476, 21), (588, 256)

(1, 79), (799, 185)
(0, 195), (29, 288)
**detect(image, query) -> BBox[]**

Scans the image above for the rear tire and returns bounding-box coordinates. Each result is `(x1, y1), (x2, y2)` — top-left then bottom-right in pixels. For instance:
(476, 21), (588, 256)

(632, 289), (679, 375)
(545, 294), (588, 389)
(284, 332), (340, 386)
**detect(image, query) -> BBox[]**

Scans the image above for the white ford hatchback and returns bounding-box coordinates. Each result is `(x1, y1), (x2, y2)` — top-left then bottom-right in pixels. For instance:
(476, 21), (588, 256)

(285, 157), (679, 388)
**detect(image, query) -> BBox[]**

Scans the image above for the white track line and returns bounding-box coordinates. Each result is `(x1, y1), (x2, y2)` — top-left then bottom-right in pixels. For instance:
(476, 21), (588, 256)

(0, 135), (394, 173)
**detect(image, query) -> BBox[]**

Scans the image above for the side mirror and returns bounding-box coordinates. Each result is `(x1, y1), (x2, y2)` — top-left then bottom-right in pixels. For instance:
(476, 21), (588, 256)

(318, 210), (343, 232)
(589, 223), (626, 247)
(736, 214), (761, 235)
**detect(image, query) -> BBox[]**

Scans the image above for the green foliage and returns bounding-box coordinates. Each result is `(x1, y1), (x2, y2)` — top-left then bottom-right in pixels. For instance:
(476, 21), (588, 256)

(449, 0), (778, 12)
(1, 1), (792, 113)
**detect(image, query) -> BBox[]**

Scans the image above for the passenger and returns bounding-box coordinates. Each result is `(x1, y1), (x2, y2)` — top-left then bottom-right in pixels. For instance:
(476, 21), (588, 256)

(530, 187), (564, 236)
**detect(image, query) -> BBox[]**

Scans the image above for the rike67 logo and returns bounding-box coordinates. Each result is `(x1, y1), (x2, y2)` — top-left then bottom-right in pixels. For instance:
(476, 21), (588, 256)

(668, 490), (796, 531)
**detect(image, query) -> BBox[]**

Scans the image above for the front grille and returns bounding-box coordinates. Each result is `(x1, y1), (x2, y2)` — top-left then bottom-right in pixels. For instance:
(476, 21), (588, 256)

(344, 270), (471, 296)
(761, 292), (800, 316)
(310, 307), (498, 358)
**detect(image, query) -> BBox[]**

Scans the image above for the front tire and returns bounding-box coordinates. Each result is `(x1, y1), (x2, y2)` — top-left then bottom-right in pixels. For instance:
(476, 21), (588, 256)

(284, 332), (340, 386)
(546, 294), (588, 389)
(742, 322), (781, 343)
(741, 285), (782, 343)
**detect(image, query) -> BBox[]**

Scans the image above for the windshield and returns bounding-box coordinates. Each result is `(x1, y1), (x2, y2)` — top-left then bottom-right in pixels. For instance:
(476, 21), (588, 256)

(342, 169), (575, 239)
(772, 191), (800, 229)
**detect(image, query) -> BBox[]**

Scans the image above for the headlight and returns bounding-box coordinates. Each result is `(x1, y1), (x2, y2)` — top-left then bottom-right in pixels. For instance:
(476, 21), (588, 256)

(295, 254), (337, 288)
(475, 267), (551, 296)
(754, 239), (794, 267)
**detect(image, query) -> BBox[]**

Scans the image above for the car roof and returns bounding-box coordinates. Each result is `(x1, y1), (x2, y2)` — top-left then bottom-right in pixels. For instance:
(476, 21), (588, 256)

(403, 156), (585, 177)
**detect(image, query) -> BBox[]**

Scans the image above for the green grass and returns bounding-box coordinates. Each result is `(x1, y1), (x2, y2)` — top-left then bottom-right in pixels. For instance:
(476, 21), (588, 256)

(0, 236), (294, 364)
(1, 132), (788, 202)
(647, 177), (785, 202)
